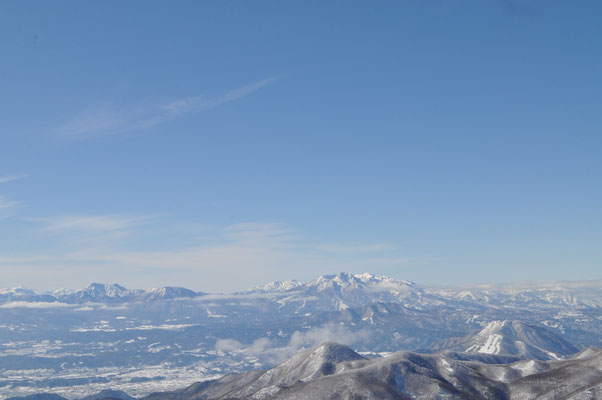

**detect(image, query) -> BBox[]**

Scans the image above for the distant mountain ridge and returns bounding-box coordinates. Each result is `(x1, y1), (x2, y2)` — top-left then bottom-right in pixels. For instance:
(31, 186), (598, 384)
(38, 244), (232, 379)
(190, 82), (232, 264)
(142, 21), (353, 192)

(1, 272), (600, 399)
(0, 272), (426, 308)
(242, 272), (434, 312)
(1, 273), (600, 310)
(0, 282), (204, 304)
(429, 280), (602, 309)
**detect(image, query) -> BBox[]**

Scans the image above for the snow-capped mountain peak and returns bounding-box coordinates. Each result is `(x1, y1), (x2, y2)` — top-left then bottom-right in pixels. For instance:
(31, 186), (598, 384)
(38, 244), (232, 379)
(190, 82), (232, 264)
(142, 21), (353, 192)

(245, 280), (303, 294)
(50, 283), (144, 303)
(309, 272), (414, 292)
(52, 288), (75, 297)
(86, 283), (129, 297)
(0, 287), (37, 296)
(0, 287), (55, 303)
(241, 272), (415, 296)
(241, 342), (366, 391)
(143, 286), (199, 300)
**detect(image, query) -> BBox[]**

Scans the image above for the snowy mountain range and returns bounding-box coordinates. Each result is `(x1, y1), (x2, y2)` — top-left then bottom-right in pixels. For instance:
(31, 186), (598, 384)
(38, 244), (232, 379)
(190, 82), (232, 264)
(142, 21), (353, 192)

(1, 272), (600, 399)
(1, 273), (424, 306)
(1, 283), (200, 304)
(2, 272), (600, 310)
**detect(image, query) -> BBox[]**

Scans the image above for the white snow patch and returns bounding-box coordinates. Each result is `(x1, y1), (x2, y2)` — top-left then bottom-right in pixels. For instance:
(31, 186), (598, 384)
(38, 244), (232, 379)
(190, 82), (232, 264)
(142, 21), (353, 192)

(477, 334), (502, 354)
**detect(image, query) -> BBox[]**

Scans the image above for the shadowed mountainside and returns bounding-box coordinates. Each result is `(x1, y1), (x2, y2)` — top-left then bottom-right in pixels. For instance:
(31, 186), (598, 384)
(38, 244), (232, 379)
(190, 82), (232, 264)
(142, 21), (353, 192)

(142, 343), (602, 400)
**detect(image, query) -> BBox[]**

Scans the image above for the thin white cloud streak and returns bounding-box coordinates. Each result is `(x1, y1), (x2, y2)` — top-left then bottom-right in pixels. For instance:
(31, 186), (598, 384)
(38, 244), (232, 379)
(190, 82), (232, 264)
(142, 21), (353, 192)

(0, 175), (24, 209)
(56, 110), (125, 138)
(0, 175), (25, 184)
(0, 301), (74, 309)
(56, 77), (278, 138)
(31, 214), (154, 234)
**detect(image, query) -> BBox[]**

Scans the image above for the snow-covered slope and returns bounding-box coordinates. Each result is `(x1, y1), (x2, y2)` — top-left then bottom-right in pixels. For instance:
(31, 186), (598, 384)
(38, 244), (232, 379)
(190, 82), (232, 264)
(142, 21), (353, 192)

(142, 343), (602, 400)
(432, 320), (579, 360)
(202, 343), (367, 399)
(252, 342), (365, 386)
(142, 287), (200, 301)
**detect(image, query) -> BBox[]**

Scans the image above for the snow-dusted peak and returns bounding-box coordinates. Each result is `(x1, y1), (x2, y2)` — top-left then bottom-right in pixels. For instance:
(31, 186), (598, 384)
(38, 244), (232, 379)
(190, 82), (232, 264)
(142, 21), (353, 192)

(279, 272), (427, 311)
(143, 286), (199, 300)
(259, 342), (366, 387)
(313, 272), (365, 290)
(0, 287), (56, 303)
(234, 272), (417, 299)
(248, 280), (303, 294)
(0, 287), (37, 296)
(50, 283), (142, 303)
(86, 283), (130, 297)
(52, 288), (75, 297)
(355, 272), (414, 286)
(434, 320), (579, 360)
(308, 272), (415, 292)
(284, 342), (365, 367)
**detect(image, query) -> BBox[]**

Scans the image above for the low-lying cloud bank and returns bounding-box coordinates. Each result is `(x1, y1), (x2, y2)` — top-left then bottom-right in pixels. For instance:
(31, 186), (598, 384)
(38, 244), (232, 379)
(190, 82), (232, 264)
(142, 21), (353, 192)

(215, 323), (371, 363)
(0, 301), (74, 309)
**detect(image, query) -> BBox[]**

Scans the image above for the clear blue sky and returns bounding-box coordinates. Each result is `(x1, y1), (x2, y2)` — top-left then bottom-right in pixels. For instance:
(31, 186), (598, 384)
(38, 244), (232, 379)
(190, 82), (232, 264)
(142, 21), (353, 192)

(1, 1), (601, 291)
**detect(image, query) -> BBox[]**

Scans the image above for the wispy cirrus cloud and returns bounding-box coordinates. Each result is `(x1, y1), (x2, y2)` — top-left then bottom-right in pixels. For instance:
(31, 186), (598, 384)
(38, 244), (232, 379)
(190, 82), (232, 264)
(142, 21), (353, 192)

(0, 175), (25, 209)
(33, 214), (154, 234)
(0, 175), (26, 184)
(56, 77), (278, 138)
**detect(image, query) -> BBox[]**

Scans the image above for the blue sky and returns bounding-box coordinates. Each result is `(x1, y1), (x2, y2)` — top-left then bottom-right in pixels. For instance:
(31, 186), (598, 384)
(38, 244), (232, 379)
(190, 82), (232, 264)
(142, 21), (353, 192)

(1, 1), (601, 291)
